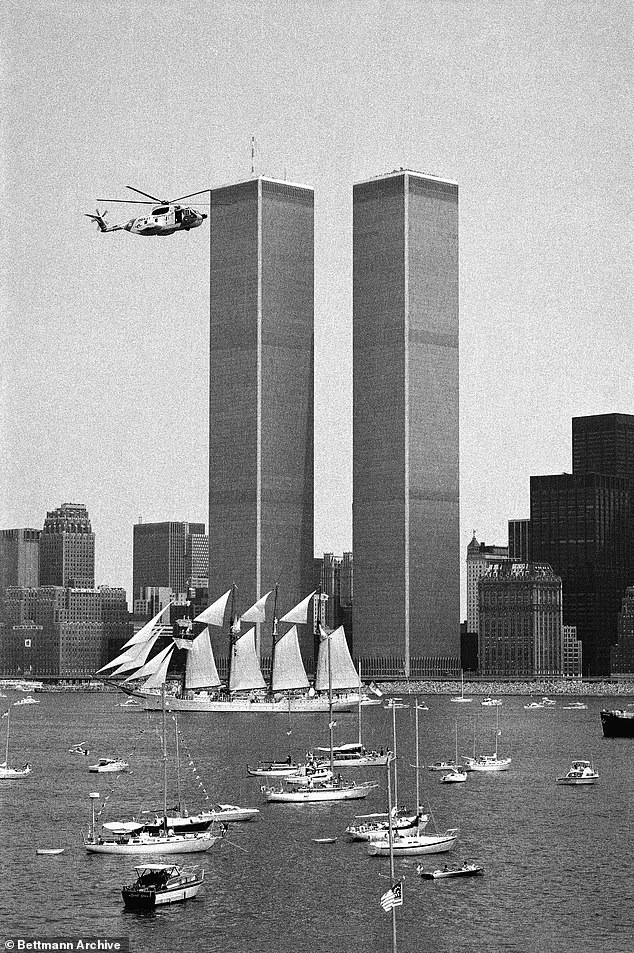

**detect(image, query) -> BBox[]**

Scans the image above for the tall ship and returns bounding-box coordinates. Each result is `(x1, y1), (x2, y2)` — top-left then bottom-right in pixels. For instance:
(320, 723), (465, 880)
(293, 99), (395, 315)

(97, 588), (377, 714)
(600, 708), (634, 738)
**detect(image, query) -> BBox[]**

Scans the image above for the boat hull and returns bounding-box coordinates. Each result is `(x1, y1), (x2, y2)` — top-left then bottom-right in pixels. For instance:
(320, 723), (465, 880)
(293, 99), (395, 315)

(418, 864), (484, 879)
(84, 833), (221, 854)
(463, 757), (511, 772)
(262, 781), (377, 803)
(368, 831), (458, 856)
(600, 710), (634, 738)
(122, 880), (202, 908)
(0, 765), (31, 779)
(141, 693), (358, 714)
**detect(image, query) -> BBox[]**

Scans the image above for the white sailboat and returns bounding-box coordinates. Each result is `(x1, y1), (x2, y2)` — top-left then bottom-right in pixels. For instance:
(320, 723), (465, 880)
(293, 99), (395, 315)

(83, 690), (226, 855)
(367, 700), (459, 857)
(0, 706), (32, 780)
(450, 671), (472, 704)
(463, 706), (511, 773)
(441, 723), (467, 784)
(261, 624), (379, 803)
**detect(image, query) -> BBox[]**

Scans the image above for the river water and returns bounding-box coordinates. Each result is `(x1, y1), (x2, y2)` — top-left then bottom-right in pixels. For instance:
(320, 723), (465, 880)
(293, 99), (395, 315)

(1, 690), (632, 953)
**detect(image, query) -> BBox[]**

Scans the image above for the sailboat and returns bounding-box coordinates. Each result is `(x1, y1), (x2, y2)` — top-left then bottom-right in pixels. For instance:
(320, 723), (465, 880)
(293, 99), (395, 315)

(83, 689), (226, 855)
(367, 700), (459, 857)
(260, 624), (379, 803)
(450, 671), (472, 704)
(0, 706), (32, 779)
(463, 706), (511, 772)
(441, 723), (467, 783)
(103, 589), (362, 714)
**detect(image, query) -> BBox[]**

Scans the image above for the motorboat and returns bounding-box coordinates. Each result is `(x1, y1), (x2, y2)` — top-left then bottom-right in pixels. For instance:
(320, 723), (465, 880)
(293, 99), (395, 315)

(247, 759), (306, 778)
(345, 810), (428, 841)
(556, 760), (599, 785)
(417, 862), (484, 879)
(69, 743), (90, 756)
(13, 696), (39, 706)
(310, 742), (390, 768)
(118, 698), (140, 708)
(541, 697), (557, 707)
(428, 760), (459, 772)
(88, 758), (129, 773)
(563, 702), (588, 710)
(261, 776), (378, 803)
(122, 863), (204, 908)
(367, 827), (459, 857)
(481, 697), (502, 707)
(441, 767), (468, 784)
(524, 701), (544, 710)
(600, 709), (634, 738)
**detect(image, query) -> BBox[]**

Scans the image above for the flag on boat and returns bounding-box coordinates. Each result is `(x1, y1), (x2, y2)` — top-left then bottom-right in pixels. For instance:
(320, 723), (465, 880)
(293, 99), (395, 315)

(380, 882), (403, 912)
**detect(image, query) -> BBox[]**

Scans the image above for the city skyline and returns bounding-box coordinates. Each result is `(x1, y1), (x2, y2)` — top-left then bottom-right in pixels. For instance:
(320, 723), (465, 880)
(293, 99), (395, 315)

(3, 2), (632, 617)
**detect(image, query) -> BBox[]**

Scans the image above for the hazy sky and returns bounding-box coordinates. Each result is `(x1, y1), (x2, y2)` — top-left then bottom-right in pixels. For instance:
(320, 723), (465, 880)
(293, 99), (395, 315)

(2, 0), (632, 614)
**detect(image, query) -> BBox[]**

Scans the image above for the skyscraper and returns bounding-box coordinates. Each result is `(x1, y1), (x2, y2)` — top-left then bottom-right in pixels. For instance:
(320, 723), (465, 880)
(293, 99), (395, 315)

(39, 503), (94, 588)
(530, 414), (634, 676)
(352, 170), (460, 677)
(0, 528), (40, 602)
(132, 521), (206, 602)
(209, 177), (314, 662)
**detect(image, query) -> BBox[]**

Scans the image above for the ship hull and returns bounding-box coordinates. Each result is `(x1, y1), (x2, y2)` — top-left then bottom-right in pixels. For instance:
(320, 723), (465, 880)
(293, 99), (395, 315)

(600, 710), (634, 738)
(140, 693), (358, 714)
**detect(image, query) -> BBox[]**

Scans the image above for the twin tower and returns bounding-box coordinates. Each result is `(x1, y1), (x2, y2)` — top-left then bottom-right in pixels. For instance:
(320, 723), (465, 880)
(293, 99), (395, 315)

(209, 169), (460, 677)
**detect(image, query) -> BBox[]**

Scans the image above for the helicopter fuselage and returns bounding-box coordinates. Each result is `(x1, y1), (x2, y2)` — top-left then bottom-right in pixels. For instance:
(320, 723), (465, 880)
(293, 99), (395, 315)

(125, 204), (206, 236)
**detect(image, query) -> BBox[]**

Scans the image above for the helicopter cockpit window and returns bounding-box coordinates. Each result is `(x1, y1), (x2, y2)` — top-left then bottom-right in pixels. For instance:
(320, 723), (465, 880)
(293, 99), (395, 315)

(152, 206), (169, 215)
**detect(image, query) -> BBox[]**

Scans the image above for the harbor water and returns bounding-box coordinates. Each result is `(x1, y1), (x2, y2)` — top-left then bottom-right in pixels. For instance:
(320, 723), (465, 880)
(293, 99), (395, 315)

(1, 691), (632, 952)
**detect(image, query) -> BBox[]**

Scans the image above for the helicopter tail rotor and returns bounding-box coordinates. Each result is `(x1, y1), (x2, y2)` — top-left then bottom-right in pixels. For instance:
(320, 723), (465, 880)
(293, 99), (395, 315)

(84, 208), (113, 233)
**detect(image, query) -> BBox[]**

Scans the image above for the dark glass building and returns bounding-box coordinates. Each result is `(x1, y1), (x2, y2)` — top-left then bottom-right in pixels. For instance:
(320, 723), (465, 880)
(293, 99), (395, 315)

(0, 528), (40, 601)
(352, 170), (460, 677)
(133, 521), (205, 602)
(39, 503), (94, 589)
(531, 414), (634, 676)
(508, 519), (530, 561)
(209, 177), (314, 663)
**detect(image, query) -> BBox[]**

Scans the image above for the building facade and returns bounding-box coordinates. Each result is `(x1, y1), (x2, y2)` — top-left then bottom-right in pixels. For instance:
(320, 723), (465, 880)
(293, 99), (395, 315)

(611, 587), (634, 675)
(562, 624), (583, 677)
(132, 521), (206, 603)
(478, 562), (563, 676)
(39, 503), (95, 588)
(0, 528), (40, 602)
(466, 535), (510, 637)
(572, 413), (634, 479)
(352, 170), (460, 677)
(508, 519), (530, 561)
(209, 176), (315, 664)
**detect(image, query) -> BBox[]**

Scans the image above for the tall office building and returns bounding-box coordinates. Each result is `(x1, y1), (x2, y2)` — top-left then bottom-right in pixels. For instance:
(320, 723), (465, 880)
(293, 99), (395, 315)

(508, 519), (530, 561)
(353, 170), (460, 677)
(39, 503), (94, 588)
(0, 528), (40, 602)
(466, 535), (510, 637)
(209, 177), (314, 662)
(133, 521), (205, 602)
(531, 414), (634, 676)
(479, 562), (563, 676)
(611, 587), (634, 674)
(572, 413), (634, 479)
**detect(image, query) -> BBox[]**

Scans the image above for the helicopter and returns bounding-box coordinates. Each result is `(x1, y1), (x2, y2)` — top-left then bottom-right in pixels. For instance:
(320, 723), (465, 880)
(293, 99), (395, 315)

(85, 186), (208, 236)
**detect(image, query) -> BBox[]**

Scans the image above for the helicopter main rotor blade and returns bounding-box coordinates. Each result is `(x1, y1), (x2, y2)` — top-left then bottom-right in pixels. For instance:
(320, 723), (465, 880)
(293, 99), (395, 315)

(126, 186), (166, 203)
(169, 189), (211, 203)
(97, 199), (157, 205)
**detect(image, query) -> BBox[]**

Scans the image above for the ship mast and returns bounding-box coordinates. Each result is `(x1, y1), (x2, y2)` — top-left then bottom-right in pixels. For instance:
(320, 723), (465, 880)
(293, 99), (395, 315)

(226, 583), (238, 691)
(268, 583), (279, 694)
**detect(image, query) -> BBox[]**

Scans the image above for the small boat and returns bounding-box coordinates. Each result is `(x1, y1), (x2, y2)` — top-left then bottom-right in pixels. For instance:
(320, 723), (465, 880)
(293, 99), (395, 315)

(541, 697), (557, 707)
(345, 810), (427, 841)
(417, 862), (484, 879)
(262, 777), (379, 803)
(140, 802), (260, 833)
(450, 672), (472, 704)
(463, 706), (511, 772)
(481, 697), (502, 707)
(428, 760), (459, 772)
(69, 743), (90, 756)
(118, 698), (140, 708)
(600, 709), (634, 738)
(312, 837), (337, 844)
(310, 742), (390, 768)
(88, 758), (129, 773)
(122, 863), (204, 908)
(556, 760), (599, 785)
(524, 701), (545, 710)
(247, 760), (305, 778)
(368, 827), (459, 857)
(13, 696), (39, 706)
(440, 723), (467, 783)
(563, 702), (588, 710)
(36, 848), (65, 855)
(284, 767), (333, 785)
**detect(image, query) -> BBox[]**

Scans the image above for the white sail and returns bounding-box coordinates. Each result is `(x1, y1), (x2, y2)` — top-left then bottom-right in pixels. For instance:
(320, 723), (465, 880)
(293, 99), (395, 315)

(314, 625), (359, 692)
(119, 602), (173, 650)
(271, 625), (310, 692)
(228, 628), (266, 693)
(240, 589), (273, 624)
(185, 629), (222, 690)
(100, 630), (163, 676)
(122, 643), (174, 683)
(279, 591), (316, 624)
(142, 649), (175, 690)
(194, 590), (232, 627)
